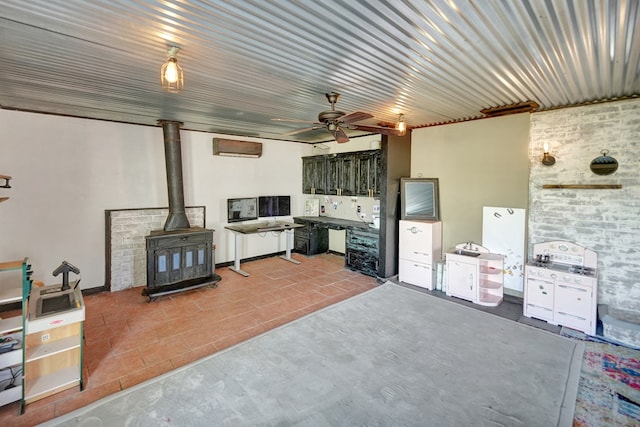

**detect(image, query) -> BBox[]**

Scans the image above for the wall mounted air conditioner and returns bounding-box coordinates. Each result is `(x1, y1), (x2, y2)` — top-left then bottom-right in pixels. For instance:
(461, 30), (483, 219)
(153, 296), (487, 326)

(212, 138), (262, 158)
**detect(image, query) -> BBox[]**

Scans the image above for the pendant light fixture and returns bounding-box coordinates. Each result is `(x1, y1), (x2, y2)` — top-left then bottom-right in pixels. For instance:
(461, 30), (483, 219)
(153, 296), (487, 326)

(396, 114), (406, 136)
(161, 46), (184, 93)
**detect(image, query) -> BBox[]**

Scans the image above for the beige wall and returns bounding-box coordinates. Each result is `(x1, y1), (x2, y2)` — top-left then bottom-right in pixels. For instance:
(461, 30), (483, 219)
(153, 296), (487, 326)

(411, 114), (530, 253)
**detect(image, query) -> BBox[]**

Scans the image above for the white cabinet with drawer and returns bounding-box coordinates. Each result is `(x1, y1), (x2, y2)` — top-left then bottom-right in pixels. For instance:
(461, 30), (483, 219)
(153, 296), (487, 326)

(398, 220), (442, 290)
(524, 266), (597, 335)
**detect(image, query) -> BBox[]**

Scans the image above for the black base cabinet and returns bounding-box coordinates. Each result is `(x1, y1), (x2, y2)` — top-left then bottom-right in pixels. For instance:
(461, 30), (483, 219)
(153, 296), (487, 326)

(292, 217), (380, 277)
(293, 221), (329, 255)
(345, 227), (379, 277)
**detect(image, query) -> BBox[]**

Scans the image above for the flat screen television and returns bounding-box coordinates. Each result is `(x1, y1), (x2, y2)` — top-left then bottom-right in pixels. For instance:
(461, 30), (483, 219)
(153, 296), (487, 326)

(227, 197), (258, 223)
(258, 195), (291, 217)
(400, 177), (440, 221)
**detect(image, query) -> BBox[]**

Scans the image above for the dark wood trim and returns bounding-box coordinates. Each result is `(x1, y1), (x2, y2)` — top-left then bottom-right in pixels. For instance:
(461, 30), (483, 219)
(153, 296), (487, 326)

(542, 184), (622, 189)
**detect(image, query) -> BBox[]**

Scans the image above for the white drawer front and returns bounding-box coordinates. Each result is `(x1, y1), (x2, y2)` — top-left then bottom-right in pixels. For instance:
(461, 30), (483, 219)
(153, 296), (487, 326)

(399, 221), (434, 263)
(399, 259), (434, 290)
(525, 303), (554, 321)
(554, 310), (592, 334)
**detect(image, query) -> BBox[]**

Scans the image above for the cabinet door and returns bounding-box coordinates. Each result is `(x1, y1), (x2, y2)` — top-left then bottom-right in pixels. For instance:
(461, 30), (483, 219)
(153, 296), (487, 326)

(302, 156), (327, 194)
(554, 281), (593, 333)
(446, 259), (476, 301)
(326, 156), (340, 195)
(346, 249), (378, 277)
(327, 154), (355, 196)
(524, 277), (554, 321)
(354, 151), (380, 196)
(339, 154), (355, 195)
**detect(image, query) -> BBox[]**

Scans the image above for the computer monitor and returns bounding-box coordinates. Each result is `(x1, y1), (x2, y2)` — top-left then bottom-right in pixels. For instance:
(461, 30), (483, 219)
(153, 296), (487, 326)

(227, 197), (258, 223)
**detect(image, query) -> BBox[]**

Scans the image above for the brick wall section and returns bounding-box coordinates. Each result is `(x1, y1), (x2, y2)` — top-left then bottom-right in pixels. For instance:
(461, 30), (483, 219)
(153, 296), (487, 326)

(528, 98), (640, 311)
(108, 207), (205, 291)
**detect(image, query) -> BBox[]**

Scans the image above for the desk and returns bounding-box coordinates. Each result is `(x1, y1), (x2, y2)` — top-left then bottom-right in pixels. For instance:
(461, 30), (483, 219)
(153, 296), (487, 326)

(224, 222), (304, 276)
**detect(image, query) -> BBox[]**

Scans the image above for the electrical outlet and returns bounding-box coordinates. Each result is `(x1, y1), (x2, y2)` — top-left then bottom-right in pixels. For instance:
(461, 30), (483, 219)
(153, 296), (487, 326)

(357, 205), (361, 213)
(41, 333), (50, 342)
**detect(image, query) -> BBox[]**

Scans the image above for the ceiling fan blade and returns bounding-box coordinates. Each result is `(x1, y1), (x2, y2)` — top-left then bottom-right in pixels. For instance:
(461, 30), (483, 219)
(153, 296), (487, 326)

(272, 117), (317, 124)
(348, 124), (402, 135)
(282, 126), (322, 136)
(332, 127), (350, 143)
(339, 111), (374, 124)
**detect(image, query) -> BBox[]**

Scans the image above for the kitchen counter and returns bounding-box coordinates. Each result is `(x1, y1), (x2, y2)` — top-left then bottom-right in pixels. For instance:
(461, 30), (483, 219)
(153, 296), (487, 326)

(293, 216), (380, 277)
(293, 216), (376, 231)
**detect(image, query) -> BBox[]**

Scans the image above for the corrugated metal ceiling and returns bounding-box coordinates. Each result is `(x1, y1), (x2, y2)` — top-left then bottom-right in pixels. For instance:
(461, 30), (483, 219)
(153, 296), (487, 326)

(1, 0), (638, 143)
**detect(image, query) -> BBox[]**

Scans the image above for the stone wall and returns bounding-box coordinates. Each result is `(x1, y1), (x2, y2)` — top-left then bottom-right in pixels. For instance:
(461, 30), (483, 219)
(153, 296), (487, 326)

(528, 99), (640, 311)
(107, 207), (205, 291)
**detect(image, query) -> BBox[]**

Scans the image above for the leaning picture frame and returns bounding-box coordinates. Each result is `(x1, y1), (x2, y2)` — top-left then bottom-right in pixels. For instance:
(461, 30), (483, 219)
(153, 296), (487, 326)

(400, 177), (440, 221)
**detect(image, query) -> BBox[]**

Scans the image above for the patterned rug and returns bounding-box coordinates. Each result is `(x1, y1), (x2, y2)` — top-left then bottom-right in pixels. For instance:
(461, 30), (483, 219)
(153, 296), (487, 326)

(573, 340), (640, 426)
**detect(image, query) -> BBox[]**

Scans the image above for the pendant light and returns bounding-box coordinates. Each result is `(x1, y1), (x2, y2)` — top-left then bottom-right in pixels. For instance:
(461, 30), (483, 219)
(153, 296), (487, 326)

(161, 47), (184, 93)
(396, 114), (406, 136)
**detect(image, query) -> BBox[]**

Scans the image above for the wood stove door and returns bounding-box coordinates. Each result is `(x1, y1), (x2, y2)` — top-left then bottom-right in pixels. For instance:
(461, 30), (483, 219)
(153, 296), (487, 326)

(182, 244), (210, 280)
(152, 248), (183, 286)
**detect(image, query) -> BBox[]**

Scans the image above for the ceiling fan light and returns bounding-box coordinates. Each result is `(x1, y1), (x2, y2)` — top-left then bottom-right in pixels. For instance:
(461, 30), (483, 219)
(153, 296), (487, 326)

(161, 47), (184, 93)
(396, 114), (406, 135)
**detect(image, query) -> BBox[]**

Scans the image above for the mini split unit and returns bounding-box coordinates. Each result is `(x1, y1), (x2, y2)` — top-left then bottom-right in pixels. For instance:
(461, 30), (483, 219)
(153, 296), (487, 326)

(212, 138), (262, 158)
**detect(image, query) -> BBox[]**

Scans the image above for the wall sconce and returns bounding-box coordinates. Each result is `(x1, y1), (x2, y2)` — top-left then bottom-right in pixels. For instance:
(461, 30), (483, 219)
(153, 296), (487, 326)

(161, 46), (184, 93)
(542, 143), (555, 166)
(396, 114), (406, 136)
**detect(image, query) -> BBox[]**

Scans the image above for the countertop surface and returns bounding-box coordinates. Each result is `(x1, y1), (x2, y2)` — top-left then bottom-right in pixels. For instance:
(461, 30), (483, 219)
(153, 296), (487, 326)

(225, 221), (303, 234)
(293, 216), (377, 231)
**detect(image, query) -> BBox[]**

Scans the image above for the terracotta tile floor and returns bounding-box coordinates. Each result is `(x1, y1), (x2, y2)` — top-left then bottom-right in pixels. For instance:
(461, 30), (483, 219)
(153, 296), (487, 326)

(0, 253), (377, 426)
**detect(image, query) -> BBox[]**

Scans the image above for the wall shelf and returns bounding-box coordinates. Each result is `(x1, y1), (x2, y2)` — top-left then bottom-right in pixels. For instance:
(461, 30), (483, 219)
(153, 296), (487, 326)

(542, 184), (622, 189)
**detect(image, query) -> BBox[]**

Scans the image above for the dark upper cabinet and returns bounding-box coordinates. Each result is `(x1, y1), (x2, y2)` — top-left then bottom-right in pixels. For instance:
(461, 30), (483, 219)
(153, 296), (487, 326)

(355, 150), (381, 197)
(302, 156), (327, 194)
(303, 150), (379, 196)
(327, 154), (355, 196)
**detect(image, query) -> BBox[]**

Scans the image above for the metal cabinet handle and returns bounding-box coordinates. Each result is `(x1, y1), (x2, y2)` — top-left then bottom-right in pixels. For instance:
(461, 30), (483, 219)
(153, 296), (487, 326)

(407, 226), (422, 234)
(557, 311), (586, 321)
(558, 284), (587, 292)
(526, 304), (552, 312)
(412, 251), (429, 256)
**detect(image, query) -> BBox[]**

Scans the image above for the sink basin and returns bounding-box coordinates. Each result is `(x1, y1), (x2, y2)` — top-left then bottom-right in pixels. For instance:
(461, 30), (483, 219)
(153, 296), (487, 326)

(452, 249), (481, 257)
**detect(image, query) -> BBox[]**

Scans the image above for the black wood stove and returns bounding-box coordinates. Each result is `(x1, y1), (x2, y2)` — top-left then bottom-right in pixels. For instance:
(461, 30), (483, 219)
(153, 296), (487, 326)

(143, 120), (220, 300)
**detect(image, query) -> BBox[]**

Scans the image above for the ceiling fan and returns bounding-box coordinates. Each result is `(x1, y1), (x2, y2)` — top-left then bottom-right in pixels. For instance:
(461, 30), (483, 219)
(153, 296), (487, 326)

(274, 92), (402, 143)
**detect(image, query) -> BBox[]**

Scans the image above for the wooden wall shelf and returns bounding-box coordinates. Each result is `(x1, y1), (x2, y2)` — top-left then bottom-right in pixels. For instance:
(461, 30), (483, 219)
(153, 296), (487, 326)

(542, 184), (622, 189)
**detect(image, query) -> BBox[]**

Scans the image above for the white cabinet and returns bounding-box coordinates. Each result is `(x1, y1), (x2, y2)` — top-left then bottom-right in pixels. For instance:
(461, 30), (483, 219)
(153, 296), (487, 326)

(446, 248), (504, 307)
(0, 259), (29, 407)
(446, 257), (476, 300)
(23, 282), (84, 410)
(525, 269), (597, 335)
(398, 220), (442, 290)
(523, 241), (598, 335)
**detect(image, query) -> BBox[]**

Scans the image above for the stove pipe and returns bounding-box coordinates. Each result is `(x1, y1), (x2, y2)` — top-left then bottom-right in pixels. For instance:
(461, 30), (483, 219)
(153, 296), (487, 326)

(159, 120), (191, 231)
